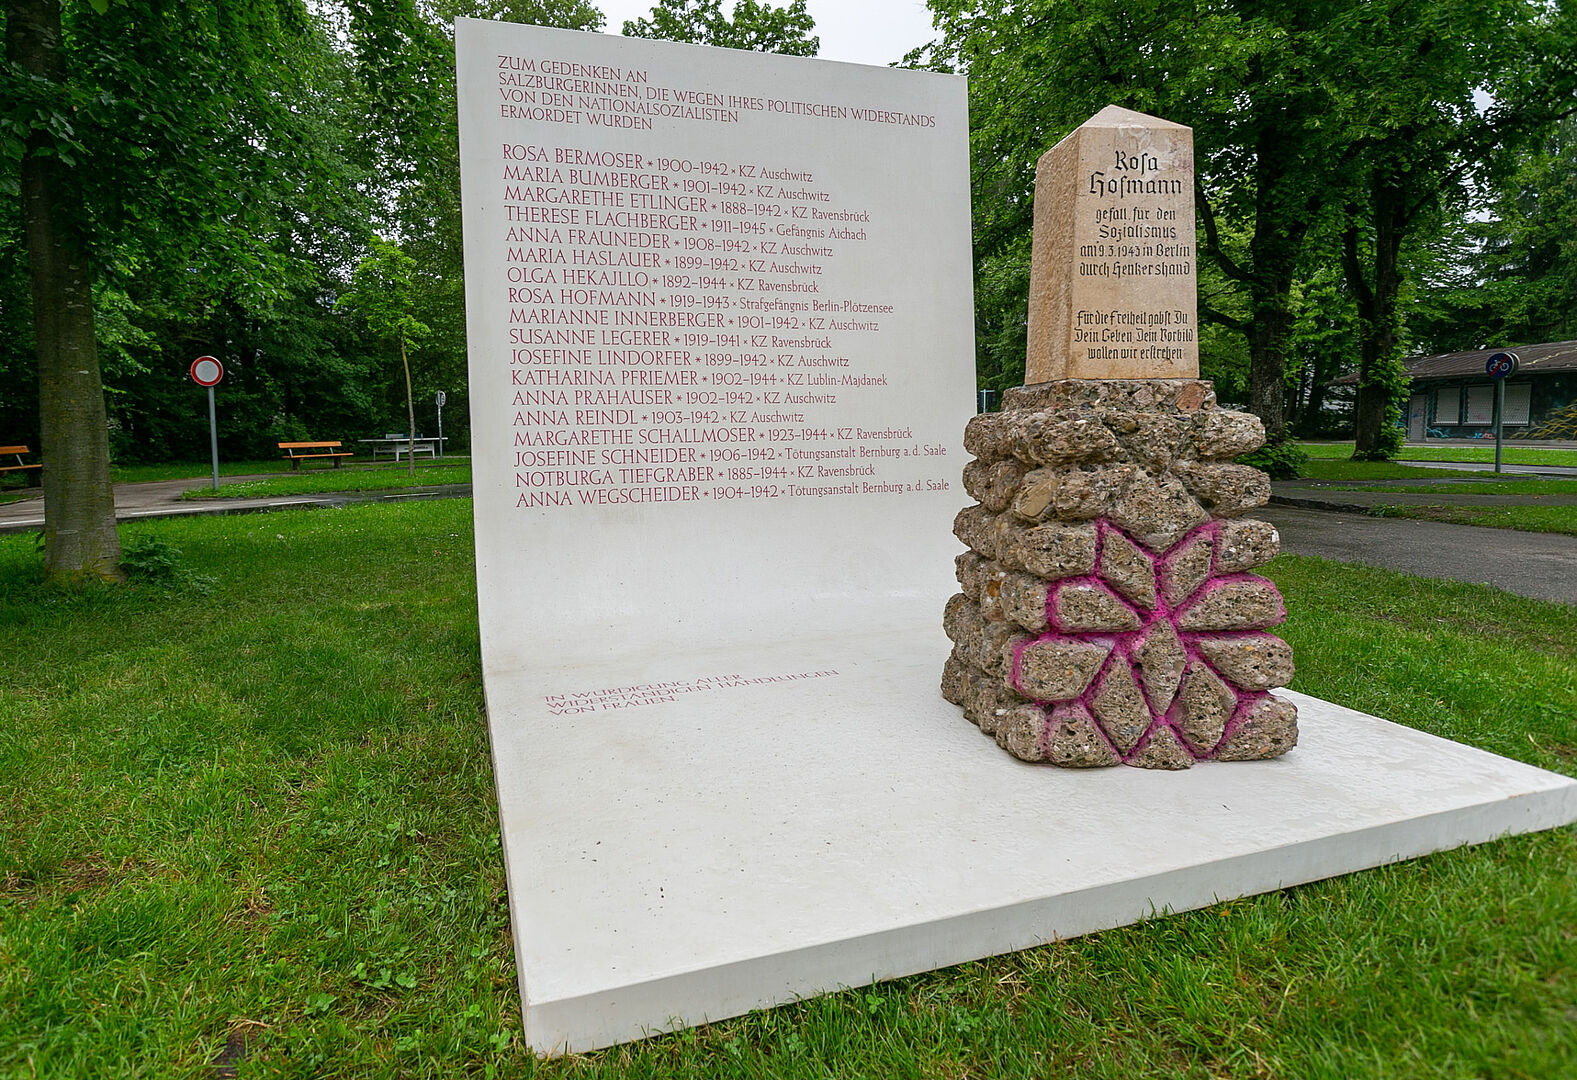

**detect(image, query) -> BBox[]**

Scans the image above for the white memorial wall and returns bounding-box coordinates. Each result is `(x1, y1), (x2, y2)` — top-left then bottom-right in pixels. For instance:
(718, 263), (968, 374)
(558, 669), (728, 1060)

(458, 20), (1577, 1055)
(460, 20), (974, 671)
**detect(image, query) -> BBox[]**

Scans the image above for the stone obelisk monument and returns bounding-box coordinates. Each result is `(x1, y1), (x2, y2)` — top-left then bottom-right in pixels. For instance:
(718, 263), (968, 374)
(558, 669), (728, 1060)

(942, 105), (1298, 769)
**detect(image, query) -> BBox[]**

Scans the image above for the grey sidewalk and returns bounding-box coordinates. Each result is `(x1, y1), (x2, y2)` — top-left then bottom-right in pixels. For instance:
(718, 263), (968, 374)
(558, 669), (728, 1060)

(1265, 469), (1577, 603)
(6, 471), (1572, 605)
(0, 476), (471, 535)
(1261, 504), (1577, 605)
(1271, 477), (1577, 513)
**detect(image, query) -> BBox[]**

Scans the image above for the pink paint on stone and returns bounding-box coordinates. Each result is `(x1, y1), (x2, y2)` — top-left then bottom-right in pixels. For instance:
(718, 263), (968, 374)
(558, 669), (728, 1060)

(1008, 516), (1290, 762)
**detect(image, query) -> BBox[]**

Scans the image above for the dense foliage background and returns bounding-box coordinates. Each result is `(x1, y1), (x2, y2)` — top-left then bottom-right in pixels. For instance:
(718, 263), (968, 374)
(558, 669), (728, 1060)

(908, 0), (1577, 453)
(2, 0), (1574, 464)
(0, 0), (608, 463)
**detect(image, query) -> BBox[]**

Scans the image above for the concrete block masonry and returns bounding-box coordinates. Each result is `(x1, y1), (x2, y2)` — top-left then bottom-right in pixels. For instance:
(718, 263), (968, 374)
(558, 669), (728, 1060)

(943, 378), (1297, 768)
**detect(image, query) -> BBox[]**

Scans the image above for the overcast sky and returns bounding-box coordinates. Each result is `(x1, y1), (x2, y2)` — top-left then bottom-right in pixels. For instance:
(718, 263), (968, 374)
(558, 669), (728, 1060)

(594, 0), (940, 68)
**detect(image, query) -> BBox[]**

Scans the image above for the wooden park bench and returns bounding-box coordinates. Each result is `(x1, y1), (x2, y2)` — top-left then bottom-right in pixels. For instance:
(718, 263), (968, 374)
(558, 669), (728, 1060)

(0, 445), (41, 485)
(279, 440), (353, 470)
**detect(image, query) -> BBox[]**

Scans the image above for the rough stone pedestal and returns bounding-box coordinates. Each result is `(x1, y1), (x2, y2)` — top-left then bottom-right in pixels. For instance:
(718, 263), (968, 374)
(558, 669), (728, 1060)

(942, 379), (1297, 769)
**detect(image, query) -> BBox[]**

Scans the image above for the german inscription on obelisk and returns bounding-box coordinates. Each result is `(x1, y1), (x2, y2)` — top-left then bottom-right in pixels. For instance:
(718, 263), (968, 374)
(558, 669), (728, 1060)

(1025, 105), (1198, 383)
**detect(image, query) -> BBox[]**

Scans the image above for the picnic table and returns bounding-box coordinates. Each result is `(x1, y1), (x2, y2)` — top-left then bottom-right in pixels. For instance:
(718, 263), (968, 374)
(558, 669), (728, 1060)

(1, 445), (41, 484)
(359, 436), (447, 461)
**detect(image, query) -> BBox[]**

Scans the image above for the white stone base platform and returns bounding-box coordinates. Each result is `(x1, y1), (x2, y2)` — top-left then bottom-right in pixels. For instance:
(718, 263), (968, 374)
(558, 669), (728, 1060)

(484, 629), (1577, 1055)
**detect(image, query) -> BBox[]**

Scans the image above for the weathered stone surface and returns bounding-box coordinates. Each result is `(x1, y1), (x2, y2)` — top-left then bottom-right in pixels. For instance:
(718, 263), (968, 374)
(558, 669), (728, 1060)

(1089, 658), (1151, 753)
(1175, 577), (1286, 631)
(1174, 661), (1237, 753)
(1126, 725), (1195, 770)
(961, 459), (992, 504)
(999, 520), (1099, 580)
(1192, 408), (1265, 459)
(1159, 531), (1213, 607)
(1098, 529), (1157, 609)
(964, 676), (1028, 736)
(998, 571), (1051, 633)
(962, 411), (1017, 463)
(1043, 701), (1121, 767)
(978, 562), (1010, 623)
(996, 703), (1049, 762)
(1050, 582), (1142, 632)
(942, 592), (980, 645)
(1102, 410), (1183, 474)
(1214, 518), (1280, 573)
(1025, 106), (1198, 383)
(940, 654), (971, 706)
(1132, 622), (1186, 712)
(987, 621), (1032, 677)
(1216, 694), (1299, 760)
(1004, 378), (1216, 414)
(1013, 636), (1112, 701)
(963, 458), (1029, 513)
(1172, 462), (1270, 516)
(1193, 633), (1295, 690)
(987, 514), (1024, 566)
(1014, 411), (1122, 465)
(955, 551), (989, 600)
(1005, 471), (1059, 522)
(945, 599), (1026, 677)
(986, 459), (1029, 511)
(1011, 464), (1135, 522)
(1106, 470), (1210, 552)
(953, 505), (998, 559)
(949, 372), (1297, 770)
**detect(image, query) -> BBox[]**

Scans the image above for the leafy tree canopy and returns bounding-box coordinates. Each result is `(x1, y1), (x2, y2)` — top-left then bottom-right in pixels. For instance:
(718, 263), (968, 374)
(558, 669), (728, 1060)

(623, 0), (818, 55)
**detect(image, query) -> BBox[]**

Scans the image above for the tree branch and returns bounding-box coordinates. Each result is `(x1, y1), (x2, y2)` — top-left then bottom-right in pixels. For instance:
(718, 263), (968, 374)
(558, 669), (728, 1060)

(1341, 206), (1375, 315)
(1194, 176), (1251, 285)
(1199, 305), (1249, 334)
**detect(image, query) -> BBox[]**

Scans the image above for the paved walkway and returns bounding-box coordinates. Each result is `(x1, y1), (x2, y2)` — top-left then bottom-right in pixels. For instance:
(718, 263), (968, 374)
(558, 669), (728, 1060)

(0, 476), (471, 535)
(1260, 505), (1577, 605)
(1391, 458), (1577, 478)
(6, 469), (1573, 605)
(1272, 477), (1577, 513)
(1265, 464), (1577, 602)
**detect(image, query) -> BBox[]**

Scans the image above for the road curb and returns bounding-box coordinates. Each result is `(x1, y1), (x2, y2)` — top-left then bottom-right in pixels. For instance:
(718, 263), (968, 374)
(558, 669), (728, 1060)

(1268, 494), (1372, 514)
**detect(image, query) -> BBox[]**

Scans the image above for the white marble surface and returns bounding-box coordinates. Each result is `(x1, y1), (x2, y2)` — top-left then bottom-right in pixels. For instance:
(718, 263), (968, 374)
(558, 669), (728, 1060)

(484, 637), (1577, 1053)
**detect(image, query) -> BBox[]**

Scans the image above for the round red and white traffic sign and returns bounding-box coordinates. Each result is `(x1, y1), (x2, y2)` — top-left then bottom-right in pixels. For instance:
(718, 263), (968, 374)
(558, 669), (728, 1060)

(190, 355), (224, 387)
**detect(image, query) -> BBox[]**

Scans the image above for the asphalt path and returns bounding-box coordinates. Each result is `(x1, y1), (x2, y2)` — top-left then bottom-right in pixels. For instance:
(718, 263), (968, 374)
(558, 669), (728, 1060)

(0, 477), (471, 535)
(1260, 504), (1577, 605)
(6, 475), (1574, 605)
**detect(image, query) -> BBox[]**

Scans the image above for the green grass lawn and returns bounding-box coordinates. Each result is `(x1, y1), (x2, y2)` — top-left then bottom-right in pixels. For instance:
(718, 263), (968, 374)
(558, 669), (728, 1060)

(111, 460), (299, 483)
(1300, 441), (1577, 468)
(1371, 503), (1577, 536)
(1298, 459), (1488, 481)
(2, 504), (1575, 1077)
(1335, 478), (1577, 496)
(182, 464), (472, 500)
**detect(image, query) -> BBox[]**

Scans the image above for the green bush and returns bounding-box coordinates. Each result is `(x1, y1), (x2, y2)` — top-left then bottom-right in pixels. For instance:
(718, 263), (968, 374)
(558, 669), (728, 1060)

(119, 535), (215, 592)
(1237, 439), (1309, 479)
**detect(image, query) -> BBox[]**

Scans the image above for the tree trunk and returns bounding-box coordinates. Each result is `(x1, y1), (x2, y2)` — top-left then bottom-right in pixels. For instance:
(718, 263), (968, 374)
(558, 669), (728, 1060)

(1345, 177), (1408, 459)
(7, 0), (123, 580)
(1246, 287), (1295, 444)
(402, 337), (416, 477)
(1196, 109), (1311, 447)
(1243, 122), (1309, 446)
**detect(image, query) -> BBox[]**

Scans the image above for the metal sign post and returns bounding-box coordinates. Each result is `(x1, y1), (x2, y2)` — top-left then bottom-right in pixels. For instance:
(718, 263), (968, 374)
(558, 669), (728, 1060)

(190, 355), (225, 490)
(436, 390), (447, 458)
(1485, 351), (1519, 474)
